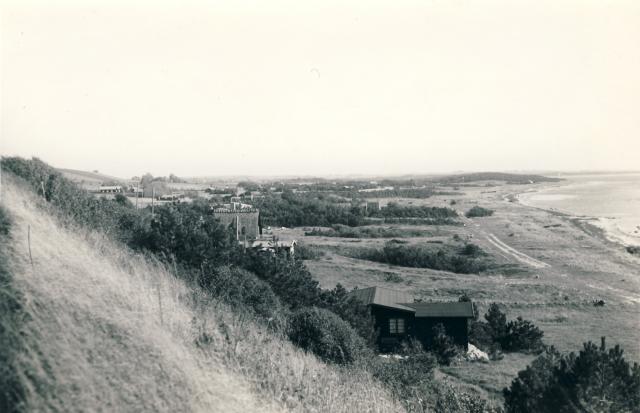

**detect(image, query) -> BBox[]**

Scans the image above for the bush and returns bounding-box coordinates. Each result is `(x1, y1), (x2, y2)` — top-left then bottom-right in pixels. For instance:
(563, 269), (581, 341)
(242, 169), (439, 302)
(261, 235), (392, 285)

(348, 241), (490, 274)
(241, 251), (324, 310)
(372, 202), (458, 220)
(304, 224), (429, 238)
(503, 317), (544, 352)
(504, 339), (640, 413)
(131, 202), (238, 268)
(319, 284), (378, 347)
(469, 320), (494, 351)
(626, 245), (640, 255)
(287, 307), (371, 364)
(369, 346), (436, 401)
(431, 323), (460, 365)
(470, 304), (544, 353)
(460, 243), (483, 257)
(198, 266), (286, 323)
(465, 206), (494, 218)
(484, 303), (508, 343)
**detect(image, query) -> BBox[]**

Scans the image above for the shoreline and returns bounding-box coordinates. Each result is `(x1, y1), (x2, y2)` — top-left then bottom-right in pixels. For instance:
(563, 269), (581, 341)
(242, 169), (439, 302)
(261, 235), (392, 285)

(513, 187), (640, 253)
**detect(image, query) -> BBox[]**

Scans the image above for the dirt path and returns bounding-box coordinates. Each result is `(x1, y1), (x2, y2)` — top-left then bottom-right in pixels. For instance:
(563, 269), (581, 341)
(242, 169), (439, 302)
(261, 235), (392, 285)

(484, 233), (550, 269)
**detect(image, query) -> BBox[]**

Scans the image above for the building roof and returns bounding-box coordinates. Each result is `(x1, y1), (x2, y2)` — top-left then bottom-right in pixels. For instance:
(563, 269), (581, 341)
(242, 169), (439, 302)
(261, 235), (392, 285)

(404, 302), (474, 318)
(349, 287), (415, 312)
(349, 286), (474, 318)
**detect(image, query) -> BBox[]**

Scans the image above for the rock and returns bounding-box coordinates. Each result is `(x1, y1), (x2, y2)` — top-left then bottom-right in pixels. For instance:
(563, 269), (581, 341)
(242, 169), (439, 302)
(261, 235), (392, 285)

(466, 344), (489, 363)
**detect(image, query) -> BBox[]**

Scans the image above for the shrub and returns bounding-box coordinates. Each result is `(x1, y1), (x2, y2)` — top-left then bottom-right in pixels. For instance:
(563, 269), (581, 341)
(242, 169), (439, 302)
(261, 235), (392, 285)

(372, 202), (458, 220)
(241, 251), (324, 310)
(465, 206), (494, 218)
(460, 243), (483, 257)
(469, 320), (494, 351)
(503, 317), (544, 352)
(504, 338), (640, 413)
(287, 307), (371, 364)
(197, 266), (286, 323)
(431, 323), (460, 365)
(471, 304), (544, 353)
(348, 241), (490, 274)
(319, 284), (378, 347)
(369, 347), (436, 402)
(131, 201), (240, 269)
(304, 225), (429, 238)
(484, 303), (508, 344)
(627, 245), (640, 255)
(1, 157), (139, 242)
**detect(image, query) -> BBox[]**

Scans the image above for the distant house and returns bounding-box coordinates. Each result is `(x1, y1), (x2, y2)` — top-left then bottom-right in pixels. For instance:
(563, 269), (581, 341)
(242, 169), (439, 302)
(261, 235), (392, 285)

(349, 286), (474, 352)
(98, 185), (123, 193)
(251, 239), (296, 257)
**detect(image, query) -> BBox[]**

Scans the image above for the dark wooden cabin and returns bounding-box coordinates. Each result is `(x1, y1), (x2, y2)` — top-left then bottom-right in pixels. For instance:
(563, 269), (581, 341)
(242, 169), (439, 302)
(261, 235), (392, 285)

(350, 286), (474, 352)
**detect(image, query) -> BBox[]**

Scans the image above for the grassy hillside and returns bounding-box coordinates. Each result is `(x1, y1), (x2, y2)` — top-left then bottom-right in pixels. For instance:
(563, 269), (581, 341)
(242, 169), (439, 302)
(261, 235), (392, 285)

(57, 168), (125, 184)
(0, 178), (403, 412)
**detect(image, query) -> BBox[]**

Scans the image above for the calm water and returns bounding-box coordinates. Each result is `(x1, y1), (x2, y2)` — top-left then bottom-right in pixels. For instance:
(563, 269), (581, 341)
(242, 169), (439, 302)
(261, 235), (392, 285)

(519, 173), (640, 246)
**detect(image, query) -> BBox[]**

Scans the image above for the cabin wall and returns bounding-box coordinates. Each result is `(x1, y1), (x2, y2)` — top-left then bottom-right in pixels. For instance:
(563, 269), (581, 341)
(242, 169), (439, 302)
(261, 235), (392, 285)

(371, 306), (469, 351)
(413, 317), (469, 350)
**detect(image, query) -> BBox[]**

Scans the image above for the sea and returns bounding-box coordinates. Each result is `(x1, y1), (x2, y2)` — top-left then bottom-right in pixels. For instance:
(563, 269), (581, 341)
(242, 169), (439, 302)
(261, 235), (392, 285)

(518, 173), (640, 247)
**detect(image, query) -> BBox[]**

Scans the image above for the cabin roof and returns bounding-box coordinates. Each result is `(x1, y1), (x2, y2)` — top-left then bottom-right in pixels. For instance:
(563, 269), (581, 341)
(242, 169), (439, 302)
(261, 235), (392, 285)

(349, 286), (415, 312)
(349, 286), (474, 318)
(403, 301), (474, 318)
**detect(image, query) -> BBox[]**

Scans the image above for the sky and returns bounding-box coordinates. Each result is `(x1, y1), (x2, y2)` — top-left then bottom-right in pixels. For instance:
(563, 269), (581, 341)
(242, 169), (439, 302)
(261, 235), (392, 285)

(1, 0), (639, 178)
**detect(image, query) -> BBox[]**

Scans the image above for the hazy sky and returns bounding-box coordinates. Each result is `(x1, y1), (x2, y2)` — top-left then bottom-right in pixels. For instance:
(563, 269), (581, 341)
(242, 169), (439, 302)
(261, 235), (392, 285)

(1, 0), (639, 178)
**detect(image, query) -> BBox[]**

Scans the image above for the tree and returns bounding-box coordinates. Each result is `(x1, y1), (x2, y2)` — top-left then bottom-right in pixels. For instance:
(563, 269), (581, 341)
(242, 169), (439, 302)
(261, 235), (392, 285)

(484, 303), (507, 344)
(431, 323), (459, 365)
(503, 317), (544, 352)
(504, 338), (640, 413)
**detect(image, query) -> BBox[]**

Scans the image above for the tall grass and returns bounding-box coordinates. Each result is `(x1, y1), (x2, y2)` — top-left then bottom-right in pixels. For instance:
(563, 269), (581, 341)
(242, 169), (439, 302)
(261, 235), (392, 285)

(0, 178), (404, 412)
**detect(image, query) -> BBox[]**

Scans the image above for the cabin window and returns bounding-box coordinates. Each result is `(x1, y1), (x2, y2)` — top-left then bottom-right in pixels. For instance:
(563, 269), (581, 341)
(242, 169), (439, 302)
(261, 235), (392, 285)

(389, 318), (405, 334)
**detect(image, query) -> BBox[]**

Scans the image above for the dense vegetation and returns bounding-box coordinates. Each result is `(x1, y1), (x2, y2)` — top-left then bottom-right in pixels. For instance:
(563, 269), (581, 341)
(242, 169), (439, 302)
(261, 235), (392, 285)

(371, 202), (458, 220)
(347, 241), (491, 274)
(432, 172), (562, 184)
(305, 225), (430, 239)
(465, 206), (495, 218)
(356, 188), (458, 199)
(253, 193), (459, 228)
(253, 191), (366, 227)
(504, 339), (640, 412)
(288, 307), (371, 364)
(469, 303), (544, 354)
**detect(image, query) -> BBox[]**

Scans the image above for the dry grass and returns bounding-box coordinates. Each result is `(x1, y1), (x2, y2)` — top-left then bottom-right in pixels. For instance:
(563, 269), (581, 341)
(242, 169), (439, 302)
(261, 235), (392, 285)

(1, 180), (404, 413)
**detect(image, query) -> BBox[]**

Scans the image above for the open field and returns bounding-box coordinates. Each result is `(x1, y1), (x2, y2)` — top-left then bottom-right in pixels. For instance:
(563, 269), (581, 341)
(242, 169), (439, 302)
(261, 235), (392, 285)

(279, 181), (640, 399)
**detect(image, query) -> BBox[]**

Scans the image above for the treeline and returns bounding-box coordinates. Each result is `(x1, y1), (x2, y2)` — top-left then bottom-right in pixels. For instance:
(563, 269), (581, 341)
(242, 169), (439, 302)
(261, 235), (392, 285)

(254, 193), (460, 228)
(305, 225), (430, 239)
(253, 191), (367, 227)
(358, 188), (458, 199)
(433, 172), (562, 184)
(346, 241), (491, 274)
(371, 202), (458, 219)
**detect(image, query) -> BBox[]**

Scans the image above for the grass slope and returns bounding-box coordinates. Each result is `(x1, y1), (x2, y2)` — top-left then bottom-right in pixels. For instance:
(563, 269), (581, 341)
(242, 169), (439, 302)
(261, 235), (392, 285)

(0, 179), (402, 413)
